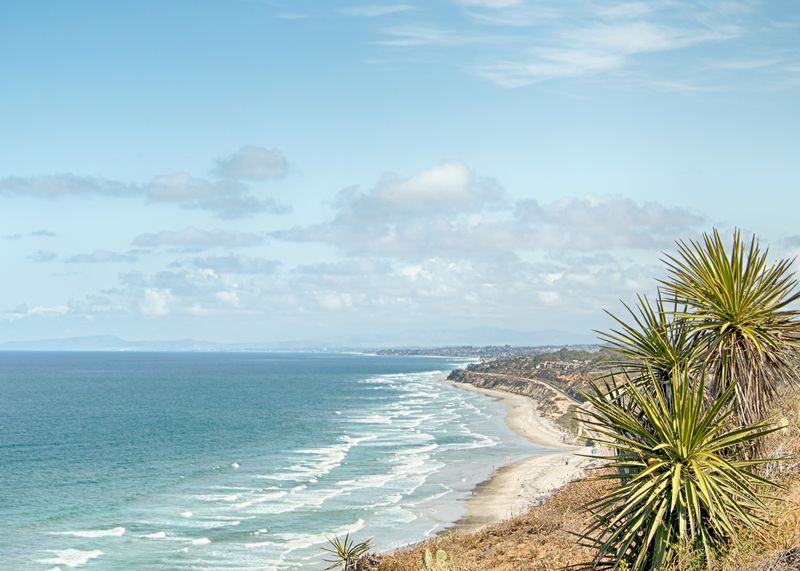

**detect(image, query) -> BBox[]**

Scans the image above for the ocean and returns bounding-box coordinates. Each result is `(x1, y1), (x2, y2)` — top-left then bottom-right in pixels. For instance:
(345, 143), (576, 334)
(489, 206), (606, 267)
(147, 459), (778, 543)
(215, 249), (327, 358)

(0, 352), (542, 570)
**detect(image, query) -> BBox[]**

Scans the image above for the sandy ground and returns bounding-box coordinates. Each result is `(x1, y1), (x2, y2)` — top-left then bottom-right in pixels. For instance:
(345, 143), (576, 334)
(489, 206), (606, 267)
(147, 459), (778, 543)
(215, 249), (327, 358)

(445, 381), (590, 530)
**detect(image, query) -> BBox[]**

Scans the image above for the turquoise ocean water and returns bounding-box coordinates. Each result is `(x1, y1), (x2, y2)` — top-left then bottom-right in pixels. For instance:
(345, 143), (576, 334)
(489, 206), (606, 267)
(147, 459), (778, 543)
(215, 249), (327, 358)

(0, 352), (541, 570)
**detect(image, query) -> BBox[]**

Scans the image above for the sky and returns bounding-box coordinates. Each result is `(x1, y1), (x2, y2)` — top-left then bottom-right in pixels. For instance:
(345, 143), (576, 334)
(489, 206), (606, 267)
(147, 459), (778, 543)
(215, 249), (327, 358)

(1, 0), (799, 346)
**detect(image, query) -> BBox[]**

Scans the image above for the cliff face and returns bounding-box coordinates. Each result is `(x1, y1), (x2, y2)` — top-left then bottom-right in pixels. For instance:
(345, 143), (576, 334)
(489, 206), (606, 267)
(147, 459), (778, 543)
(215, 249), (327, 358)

(447, 369), (582, 437)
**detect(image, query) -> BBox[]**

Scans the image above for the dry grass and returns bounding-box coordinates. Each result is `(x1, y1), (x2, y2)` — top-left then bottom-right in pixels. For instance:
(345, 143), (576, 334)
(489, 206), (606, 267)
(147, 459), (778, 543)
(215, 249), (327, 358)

(363, 392), (800, 571)
(706, 392), (800, 571)
(367, 478), (606, 571)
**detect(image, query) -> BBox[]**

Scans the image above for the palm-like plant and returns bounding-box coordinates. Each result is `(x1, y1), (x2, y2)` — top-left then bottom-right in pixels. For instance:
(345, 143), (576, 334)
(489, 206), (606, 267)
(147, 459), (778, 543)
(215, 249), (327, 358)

(660, 229), (800, 425)
(322, 534), (373, 571)
(598, 293), (694, 385)
(579, 370), (780, 570)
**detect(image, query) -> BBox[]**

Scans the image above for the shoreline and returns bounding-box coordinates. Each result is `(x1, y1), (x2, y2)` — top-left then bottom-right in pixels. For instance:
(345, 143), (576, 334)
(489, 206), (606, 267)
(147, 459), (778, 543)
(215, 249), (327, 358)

(444, 380), (590, 531)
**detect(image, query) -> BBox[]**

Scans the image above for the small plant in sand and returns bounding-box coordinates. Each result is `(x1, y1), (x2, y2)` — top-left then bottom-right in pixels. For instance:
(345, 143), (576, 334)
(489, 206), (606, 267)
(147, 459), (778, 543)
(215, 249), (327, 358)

(322, 534), (373, 571)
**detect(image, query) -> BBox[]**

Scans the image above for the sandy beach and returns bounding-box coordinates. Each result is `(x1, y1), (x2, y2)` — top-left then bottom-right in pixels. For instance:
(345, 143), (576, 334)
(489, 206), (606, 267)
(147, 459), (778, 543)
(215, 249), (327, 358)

(446, 381), (590, 530)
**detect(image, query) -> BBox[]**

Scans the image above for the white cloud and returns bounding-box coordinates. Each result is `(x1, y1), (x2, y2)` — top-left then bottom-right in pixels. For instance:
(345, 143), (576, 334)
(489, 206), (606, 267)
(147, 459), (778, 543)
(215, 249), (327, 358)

(367, 161), (504, 214)
(132, 228), (266, 250)
(215, 290), (241, 307)
(537, 290), (561, 304)
(514, 194), (704, 250)
(3, 303), (71, 321)
(367, 0), (749, 89)
(27, 250), (59, 263)
(477, 20), (740, 86)
(594, 2), (656, 19)
(375, 25), (486, 47)
(139, 288), (173, 316)
(0, 146), (292, 219)
(216, 146), (288, 181)
(65, 250), (139, 264)
(3, 229), (58, 240)
(457, 0), (523, 7)
(146, 172), (290, 218)
(342, 4), (415, 18)
(30, 229), (58, 237)
(0, 174), (137, 198)
(274, 162), (703, 259)
(187, 255), (280, 275)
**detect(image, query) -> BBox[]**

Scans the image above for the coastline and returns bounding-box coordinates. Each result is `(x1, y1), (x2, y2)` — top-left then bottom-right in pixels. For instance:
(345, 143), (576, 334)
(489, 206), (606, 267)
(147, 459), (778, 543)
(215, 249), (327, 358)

(444, 380), (590, 531)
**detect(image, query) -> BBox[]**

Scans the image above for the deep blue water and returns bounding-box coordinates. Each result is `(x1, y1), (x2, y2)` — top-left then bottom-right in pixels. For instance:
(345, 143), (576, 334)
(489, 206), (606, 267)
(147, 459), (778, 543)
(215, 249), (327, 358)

(0, 352), (539, 570)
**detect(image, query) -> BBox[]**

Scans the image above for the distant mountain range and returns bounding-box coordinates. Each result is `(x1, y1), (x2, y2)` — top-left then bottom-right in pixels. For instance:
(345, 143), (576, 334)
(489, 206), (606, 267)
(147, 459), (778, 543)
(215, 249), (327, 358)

(0, 328), (597, 352)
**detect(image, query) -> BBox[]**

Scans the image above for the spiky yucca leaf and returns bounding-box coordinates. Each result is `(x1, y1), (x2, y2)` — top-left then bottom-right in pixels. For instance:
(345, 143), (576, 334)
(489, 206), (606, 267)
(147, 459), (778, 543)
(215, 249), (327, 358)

(660, 229), (800, 425)
(322, 534), (373, 571)
(578, 371), (781, 570)
(598, 293), (694, 384)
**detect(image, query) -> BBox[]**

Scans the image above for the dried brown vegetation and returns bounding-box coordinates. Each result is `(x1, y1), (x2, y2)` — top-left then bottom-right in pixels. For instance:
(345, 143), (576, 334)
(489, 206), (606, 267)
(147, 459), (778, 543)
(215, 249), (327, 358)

(364, 393), (800, 571)
(366, 478), (605, 570)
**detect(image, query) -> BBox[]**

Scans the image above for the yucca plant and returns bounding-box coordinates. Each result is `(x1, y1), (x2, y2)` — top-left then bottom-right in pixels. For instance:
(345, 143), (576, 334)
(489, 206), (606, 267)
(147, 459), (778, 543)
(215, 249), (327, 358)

(578, 370), (781, 570)
(660, 228), (800, 426)
(322, 534), (373, 571)
(598, 293), (694, 385)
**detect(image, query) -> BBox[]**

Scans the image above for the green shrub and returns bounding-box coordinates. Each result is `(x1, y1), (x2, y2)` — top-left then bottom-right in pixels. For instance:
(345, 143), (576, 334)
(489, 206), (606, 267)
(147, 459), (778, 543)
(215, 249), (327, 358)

(578, 371), (781, 570)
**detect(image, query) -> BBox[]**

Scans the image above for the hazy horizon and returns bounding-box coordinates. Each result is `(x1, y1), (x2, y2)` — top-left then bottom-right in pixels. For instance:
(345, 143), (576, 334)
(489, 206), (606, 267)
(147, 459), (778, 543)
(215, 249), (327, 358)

(2, 1), (799, 345)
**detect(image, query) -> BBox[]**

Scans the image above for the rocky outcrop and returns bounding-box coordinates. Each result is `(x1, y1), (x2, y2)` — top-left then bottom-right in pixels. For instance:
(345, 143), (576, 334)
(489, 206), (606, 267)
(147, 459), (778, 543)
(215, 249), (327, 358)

(447, 368), (583, 438)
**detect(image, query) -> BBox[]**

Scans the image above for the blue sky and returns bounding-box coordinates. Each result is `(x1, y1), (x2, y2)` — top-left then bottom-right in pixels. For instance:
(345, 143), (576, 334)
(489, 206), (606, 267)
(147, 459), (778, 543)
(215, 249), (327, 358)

(1, 0), (799, 345)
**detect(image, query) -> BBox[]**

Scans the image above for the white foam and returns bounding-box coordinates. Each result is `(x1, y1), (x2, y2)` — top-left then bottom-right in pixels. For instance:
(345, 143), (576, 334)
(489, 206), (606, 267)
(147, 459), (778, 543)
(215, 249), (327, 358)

(380, 506), (418, 524)
(259, 434), (377, 484)
(234, 490), (289, 509)
(181, 511), (193, 517)
(192, 537), (211, 545)
(40, 549), (103, 568)
(194, 492), (244, 502)
(179, 518), (246, 529)
(350, 414), (393, 424)
(394, 443), (438, 455)
(271, 519), (366, 554)
(52, 527), (125, 538)
(338, 473), (396, 490)
(141, 531), (167, 539)
(248, 487), (347, 514)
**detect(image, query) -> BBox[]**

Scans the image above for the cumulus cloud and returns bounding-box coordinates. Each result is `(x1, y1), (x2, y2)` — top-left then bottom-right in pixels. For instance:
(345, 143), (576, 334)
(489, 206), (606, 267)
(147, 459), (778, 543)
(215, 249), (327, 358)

(513, 195), (704, 250)
(119, 266), (256, 319)
(139, 288), (173, 316)
(145, 172), (290, 218)
(274, 162), (703, 259)
(273, 162), (515, 258)
(215, 146), (288, 181)
(188, 255), (280, 274)
(132, 227), (266, 251)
